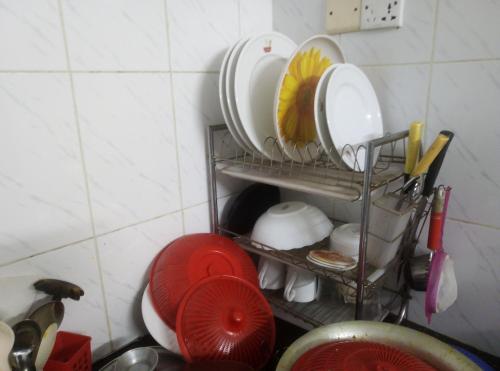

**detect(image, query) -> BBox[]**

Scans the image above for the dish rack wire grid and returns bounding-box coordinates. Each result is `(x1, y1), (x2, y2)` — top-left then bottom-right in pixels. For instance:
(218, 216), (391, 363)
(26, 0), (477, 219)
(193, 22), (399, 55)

(207, 124), (429, 325)
(212, 125), (408, 201)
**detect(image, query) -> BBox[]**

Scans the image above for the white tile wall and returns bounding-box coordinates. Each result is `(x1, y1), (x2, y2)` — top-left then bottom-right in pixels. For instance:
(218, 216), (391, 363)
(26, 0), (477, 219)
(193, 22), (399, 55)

(341, 0), (437, 65)
(167, 0), (240, 71)
(171, 72), (246, 209)
(98, 213), (183, 349)
(273, 0), (500, 357)
(0, 0), (272, 359)
(62, 0), (170, 70)
(182, 203), (211, 234)
(171, 72), (221, 208)
(0, 73), (92, 265)
(74, 73), (181, 234)
(434, 0), (500, 62)
(273, 0), (326, 44)
(240, 0), (273, 37)
(427, 61), (500, 227)
(0, 0), (66, 70)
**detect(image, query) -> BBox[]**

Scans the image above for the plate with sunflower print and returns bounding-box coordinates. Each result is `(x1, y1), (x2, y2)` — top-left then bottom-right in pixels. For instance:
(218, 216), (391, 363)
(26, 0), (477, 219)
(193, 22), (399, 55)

(274, 35), (345, 163)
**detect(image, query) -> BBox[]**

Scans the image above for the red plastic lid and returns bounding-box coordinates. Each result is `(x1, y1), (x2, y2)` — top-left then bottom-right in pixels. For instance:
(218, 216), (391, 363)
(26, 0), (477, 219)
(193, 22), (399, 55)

(176, 275), (275, 370)
(149, 233), (258, 330)
(292, 341), (436, 371)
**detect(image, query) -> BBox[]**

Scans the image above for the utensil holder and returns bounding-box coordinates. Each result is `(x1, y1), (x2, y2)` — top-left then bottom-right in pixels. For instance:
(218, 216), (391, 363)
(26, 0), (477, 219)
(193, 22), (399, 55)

(367, 194), (414, 268)
(369, 193), (413, 240)
(44, 331), (91, 371)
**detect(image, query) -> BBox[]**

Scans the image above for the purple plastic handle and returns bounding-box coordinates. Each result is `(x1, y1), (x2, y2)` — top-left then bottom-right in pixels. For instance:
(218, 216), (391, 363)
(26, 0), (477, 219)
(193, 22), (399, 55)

(425, 249), (448, 323)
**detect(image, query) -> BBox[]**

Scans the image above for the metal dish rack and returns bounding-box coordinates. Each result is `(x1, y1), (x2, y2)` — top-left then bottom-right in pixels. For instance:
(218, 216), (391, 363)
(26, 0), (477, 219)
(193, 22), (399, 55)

(207, 124), (426, 329)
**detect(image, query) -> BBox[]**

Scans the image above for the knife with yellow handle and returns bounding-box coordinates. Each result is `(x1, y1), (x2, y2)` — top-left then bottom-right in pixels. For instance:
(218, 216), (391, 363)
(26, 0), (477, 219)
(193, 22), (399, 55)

(411, 133), (450, 178)
(404, 121), (423, 182)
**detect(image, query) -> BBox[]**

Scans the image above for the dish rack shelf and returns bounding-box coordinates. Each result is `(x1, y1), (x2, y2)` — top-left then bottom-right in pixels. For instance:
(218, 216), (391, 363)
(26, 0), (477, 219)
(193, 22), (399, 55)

(207, 124), (419, 328)
(210, 124), (408, 201)
(221, 227), (390, 291)
(262, 286), (401, 330)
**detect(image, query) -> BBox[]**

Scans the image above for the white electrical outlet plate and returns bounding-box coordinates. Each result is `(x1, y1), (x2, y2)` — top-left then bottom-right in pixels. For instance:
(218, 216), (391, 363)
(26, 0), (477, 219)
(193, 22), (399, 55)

(326, 0), (362, 35)
(361, 0), (404, 30)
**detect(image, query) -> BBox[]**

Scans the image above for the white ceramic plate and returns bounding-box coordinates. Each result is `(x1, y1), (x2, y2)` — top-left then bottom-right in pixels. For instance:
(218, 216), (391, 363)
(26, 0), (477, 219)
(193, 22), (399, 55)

(325, 63), (383, 171)
(234, 33), (296, 161)
(273, 35), (345, 163)
(219, 43), (252, 153)
(306, 255), (357, 271)
(225, 38), (258, 153)
(313, 64), (344, 167)
(141, 284), (180, 354)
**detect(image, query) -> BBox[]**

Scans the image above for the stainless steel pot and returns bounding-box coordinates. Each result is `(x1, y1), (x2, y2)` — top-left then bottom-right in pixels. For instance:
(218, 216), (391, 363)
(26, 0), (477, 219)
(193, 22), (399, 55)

(406, 253), (431, 291)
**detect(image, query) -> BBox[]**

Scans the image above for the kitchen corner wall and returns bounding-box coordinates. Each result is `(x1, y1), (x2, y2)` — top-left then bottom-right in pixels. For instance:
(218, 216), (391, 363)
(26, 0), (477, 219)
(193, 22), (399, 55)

(0, 0), (271, 359)
(274, 0), (500, 356)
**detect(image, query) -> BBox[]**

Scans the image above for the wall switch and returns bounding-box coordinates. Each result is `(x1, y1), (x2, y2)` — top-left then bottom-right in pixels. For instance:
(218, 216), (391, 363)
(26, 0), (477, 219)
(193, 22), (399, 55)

(361, 0), (405, 30)
(326, 0), (362, 35)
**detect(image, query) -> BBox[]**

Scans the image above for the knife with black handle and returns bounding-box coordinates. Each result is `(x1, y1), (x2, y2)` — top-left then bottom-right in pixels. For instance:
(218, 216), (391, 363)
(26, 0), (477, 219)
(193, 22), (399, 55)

(422, 130), (454, 197)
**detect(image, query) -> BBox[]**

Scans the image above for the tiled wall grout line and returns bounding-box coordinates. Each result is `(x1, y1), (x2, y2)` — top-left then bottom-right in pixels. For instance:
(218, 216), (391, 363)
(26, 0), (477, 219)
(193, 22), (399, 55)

(0, 236), (96, 269)
(0, 192), (233, 270)
(0, 70), (221, 74)
(422, 0), (441, 147)
(164, 0), (186, 234)
(56, 0), (115, 349)
(2, 56), (500, 75)
(448, 217), (500, 232)
(358, 62), (432, 68)
(95, 208), (183, 238)
(237, 0), (242, 38)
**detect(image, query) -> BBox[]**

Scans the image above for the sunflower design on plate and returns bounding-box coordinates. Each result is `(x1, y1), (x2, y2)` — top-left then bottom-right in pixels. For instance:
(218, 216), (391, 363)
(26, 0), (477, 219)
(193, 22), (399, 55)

(277, 47), (332, 148)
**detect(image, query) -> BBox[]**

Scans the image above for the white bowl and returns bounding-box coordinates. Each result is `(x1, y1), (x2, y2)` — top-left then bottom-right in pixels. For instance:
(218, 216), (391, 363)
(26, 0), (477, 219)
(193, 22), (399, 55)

(251, 201), (333, 250)
(141, 284), (180, 354)
(329, 223), (360, 259)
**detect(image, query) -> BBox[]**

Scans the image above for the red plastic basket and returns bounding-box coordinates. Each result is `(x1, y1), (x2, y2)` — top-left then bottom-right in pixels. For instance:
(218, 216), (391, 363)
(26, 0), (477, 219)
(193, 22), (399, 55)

(44, 331), (92, 371)
(149, 233), (259, 330)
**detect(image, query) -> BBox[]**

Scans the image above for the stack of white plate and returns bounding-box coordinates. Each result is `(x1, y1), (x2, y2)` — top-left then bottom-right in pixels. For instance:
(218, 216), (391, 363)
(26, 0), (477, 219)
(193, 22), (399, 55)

(219, 33), (384, 171)
(307, 250), (357, 271)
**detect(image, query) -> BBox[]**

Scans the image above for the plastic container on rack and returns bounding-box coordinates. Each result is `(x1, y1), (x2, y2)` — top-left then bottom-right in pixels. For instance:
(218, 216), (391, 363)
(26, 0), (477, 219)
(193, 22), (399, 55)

(336, 268), (386, 304)
(366, 193), (414, 268)
(367, 231), (405, 268)
(44, 331), (91, 371)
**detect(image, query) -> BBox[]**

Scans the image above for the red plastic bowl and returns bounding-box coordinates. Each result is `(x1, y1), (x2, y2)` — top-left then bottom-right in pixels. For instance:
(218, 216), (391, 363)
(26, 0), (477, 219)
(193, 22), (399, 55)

(149, 233), (258, 330)
(176, 275), (275, 370)
(292, 341), (436, 371)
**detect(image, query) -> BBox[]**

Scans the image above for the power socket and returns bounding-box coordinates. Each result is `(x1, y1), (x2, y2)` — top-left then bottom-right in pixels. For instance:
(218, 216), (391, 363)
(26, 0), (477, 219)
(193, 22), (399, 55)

(326, 0), (362, 35)
(361, 0), (404, 30)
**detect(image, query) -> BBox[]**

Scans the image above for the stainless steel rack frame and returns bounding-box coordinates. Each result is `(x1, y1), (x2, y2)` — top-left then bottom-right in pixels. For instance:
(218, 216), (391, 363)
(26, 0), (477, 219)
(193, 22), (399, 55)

(207, 124), (415, 326)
